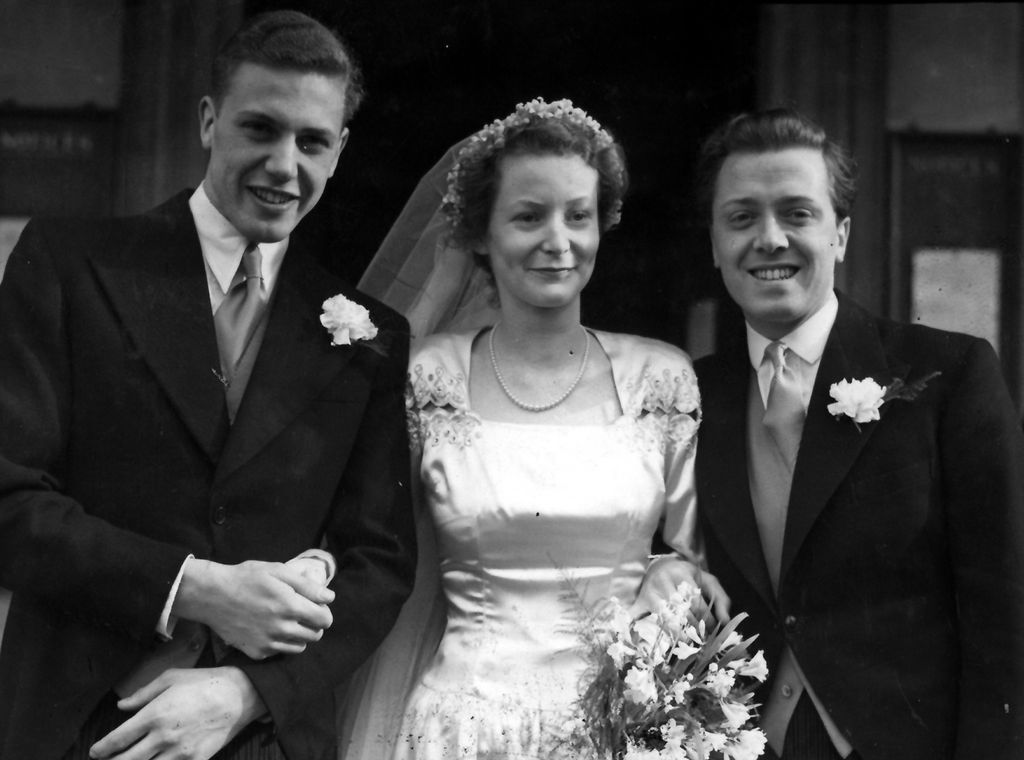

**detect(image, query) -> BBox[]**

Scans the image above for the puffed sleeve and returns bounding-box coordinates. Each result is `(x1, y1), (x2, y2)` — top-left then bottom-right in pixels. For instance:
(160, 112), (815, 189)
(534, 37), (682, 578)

(616, 334), (703, 562)
(659, 357), (702, 562)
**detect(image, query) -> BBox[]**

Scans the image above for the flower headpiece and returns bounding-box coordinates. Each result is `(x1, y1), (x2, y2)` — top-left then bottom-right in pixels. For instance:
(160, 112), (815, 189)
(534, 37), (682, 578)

(441, 97), (621, 234)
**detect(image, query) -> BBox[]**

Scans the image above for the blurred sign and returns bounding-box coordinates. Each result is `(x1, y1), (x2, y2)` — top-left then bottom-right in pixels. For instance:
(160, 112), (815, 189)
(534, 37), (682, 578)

(0, 109), (115, 217)
(912, 248), (1001, 353)
(892, 134), (1020, 397)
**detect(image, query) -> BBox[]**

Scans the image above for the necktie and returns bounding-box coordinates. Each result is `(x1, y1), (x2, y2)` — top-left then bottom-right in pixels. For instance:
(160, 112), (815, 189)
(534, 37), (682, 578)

(762, 341), (804, 468)
(214, 243), (267, 416)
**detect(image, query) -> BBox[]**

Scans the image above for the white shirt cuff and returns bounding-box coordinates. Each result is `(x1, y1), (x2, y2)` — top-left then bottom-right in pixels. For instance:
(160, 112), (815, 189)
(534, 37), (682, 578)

(156, 554), (194, 639)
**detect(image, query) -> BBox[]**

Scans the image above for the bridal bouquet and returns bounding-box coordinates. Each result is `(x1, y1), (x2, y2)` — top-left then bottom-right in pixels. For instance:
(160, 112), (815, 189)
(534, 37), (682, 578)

(571, 581), (768, 760)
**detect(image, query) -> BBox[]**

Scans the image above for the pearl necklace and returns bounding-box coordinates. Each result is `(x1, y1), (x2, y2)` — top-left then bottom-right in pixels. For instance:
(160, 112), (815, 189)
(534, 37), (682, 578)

(488, 323), (591, 412)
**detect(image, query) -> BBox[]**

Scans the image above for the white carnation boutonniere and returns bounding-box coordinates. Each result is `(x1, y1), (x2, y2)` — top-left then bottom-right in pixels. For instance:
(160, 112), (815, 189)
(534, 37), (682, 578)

(828, 371), (941, 431)
(320, 294), (387, 355)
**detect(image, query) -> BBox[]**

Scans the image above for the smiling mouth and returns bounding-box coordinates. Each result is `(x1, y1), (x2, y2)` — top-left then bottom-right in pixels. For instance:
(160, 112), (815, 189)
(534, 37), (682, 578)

(249, 186), (299, 205)
(751, 266), (798, 281)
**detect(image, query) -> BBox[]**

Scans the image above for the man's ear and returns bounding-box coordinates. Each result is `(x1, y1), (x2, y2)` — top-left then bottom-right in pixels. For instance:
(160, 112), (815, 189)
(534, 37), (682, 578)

(327, 127), (350, 178)
(835, 216), (851, 263)
(198, 96), (217, 150)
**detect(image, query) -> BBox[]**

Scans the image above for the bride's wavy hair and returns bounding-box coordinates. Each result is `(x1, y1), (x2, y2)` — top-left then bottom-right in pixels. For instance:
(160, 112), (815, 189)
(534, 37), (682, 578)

(446, 101), (629, 269)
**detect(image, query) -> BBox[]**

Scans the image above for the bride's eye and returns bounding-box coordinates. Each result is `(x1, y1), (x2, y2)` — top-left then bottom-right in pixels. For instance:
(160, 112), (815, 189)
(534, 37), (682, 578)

(513, 211), (540, 224)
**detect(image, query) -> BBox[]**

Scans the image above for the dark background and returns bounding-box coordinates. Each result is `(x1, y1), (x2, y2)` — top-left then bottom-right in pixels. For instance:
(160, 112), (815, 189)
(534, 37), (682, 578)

(247, 0), (758, 346)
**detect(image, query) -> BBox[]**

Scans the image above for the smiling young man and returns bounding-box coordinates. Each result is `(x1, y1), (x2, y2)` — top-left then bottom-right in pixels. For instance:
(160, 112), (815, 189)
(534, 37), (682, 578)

(0, 11), (414, 760)
(691, 109), (1024, 759)
(198, 53), (350, 244)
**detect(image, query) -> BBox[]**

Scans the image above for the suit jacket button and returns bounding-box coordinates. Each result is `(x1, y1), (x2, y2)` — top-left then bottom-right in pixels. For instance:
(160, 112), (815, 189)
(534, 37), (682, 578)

(784, 614), (798, 631)
(212, 506), (226, 525)
(781, 683), (794, 698)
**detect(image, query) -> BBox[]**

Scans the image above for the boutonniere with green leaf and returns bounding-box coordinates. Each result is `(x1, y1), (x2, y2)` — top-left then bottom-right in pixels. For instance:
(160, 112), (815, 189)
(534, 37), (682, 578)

(320, 294), (388, 356)
(828, 371), (941, 431)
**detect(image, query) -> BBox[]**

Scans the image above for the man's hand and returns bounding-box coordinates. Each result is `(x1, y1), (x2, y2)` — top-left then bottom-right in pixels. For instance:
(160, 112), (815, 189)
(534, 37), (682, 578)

(89, 667), (265, 760)
(173, 559), (334, 660)
(630, 555), (731, 621)
(285, 549), (335, 587)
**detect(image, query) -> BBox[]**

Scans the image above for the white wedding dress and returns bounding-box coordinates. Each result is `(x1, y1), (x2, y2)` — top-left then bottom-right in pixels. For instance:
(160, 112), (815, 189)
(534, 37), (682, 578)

(345, 328), (700, 760)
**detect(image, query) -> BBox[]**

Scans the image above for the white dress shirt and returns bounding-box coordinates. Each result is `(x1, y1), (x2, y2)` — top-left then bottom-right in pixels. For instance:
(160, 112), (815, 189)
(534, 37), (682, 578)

(189, 183), (287, 312)
(747, 291), (838, 410)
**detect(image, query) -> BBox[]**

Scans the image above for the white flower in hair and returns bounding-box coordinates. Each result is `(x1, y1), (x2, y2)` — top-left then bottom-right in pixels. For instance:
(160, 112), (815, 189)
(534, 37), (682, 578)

(442, 97), (621, 232)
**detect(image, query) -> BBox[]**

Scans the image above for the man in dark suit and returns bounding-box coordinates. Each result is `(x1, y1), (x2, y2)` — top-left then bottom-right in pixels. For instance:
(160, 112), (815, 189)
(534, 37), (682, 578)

(0, 11), (415, 760)
(692, 109), (1024, 759)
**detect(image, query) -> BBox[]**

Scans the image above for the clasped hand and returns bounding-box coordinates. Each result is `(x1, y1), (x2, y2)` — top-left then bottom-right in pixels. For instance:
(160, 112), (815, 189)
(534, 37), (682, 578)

(89, 556), (335, 759)
(174, 556), (335, 659)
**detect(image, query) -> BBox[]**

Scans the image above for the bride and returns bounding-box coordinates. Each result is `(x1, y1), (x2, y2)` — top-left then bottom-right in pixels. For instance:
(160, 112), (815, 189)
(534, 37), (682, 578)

(341, 98), (721, 759)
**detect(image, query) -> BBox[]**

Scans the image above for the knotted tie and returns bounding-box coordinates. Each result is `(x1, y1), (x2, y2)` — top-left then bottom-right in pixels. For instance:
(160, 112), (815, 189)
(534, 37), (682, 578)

(762, 341), (804, 468)
(214, 243), (267, 419)
(751, 340), (806, 592)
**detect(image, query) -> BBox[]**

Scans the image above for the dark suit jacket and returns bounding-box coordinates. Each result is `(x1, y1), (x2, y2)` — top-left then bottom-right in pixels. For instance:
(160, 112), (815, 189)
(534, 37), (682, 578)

(696, 293), (1024, 760)
(0, 192), (416, 760)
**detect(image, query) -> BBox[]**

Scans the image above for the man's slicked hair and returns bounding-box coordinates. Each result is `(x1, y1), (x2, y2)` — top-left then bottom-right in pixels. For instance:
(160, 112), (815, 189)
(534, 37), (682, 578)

(694, 107), (858, 223)
(211, 10), (365, 124)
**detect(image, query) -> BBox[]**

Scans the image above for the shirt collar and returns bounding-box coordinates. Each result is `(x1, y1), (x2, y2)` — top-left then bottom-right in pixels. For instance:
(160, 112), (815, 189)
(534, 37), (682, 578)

(188, 184), (288, 296)
(746, 290), (839, 370)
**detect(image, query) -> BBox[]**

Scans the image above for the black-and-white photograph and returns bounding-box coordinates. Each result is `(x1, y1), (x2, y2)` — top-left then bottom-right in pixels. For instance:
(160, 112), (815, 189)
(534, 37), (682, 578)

(1, 3), (1022, 759)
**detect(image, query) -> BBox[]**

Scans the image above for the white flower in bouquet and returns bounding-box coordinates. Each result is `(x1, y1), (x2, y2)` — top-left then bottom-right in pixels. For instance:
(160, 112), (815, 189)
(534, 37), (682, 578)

(720, 699), (752, 729)
(704, 729), (729, 752)
(717, 630), (745, 653)
(623, 665), (659, 705)
(604, 598), (635, 639)
(734, 651), (769, 682)
(608, 639), (636, 669)
(574, 581), (769, 760)
(658, 720), (691, 760)
(623, 741), (663, 760)
(671, 639), (700, 661)
(707, 663), (737, 698)
(667, 676), (693, 706)
(724, 729), (768, 760)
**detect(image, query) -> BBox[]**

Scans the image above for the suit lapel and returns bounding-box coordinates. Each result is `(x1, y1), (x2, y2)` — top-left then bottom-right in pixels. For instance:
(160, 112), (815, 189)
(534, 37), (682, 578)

(215, 244), (355, 481)
(90, 193), (227, 461)
(780, 296), (909, 583)
(699, 336), (777, 609)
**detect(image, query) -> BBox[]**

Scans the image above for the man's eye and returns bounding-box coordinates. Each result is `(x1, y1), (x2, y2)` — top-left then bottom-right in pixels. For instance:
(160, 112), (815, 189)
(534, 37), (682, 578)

(298, 136), (329, 154)
(242, 122), (273, 138)
(514, 212), (539, 223)
(569, 210), (594, 223)
(727, 212), (753, 226)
